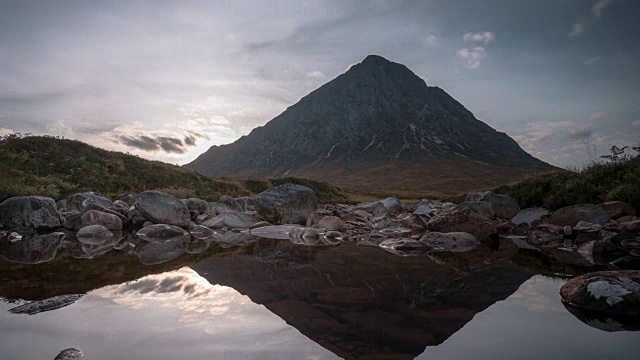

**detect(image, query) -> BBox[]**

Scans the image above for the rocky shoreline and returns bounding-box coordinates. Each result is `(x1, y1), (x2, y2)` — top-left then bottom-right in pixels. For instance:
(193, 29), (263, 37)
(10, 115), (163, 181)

(1, 183), (639, 318)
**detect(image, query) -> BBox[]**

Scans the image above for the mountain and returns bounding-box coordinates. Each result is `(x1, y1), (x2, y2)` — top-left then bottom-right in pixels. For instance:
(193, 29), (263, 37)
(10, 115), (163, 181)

(186, 55), (556, 195)
(0, 135), (347, 203)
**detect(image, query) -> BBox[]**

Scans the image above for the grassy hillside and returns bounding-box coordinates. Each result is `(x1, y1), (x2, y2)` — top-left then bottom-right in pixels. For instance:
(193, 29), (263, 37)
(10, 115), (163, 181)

(0, 135), (349, 203)
(495, 155), (640, 211)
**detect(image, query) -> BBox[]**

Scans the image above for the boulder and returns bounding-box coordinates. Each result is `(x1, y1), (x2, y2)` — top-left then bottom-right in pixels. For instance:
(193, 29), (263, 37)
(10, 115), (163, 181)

(620, 220), (640, 233)
(379, 238), (434, 256)
(254, 184), (318, 225)
(560, 271), (640, 316)
(188, 224), (217, 240)
(67, 192), (113, 212)
(427, 205), (495, 240)
(209, 202), (234, 215)
(136, 224), (188, 242)
(459, 201), (494, 219)
(512, 207), (550, 225)
(182, 198), (211, 217)
(599, 201), (636, 220)
(60, 210), (82, 230)
(202, 212), (262, 229)
(419, 232), (478, 252)
(380, 197), (402, 215)
(578, 240), (616, 257)
(465, 191), (520, 219)
(574, 221), (603, 232)
(118, 193), (138, 206)
(0, 196), (61, 229)
(56, 199), (68, 211)
(413, 199), (434, 216)
(315, 216), (345, 231)
(78, 210), (123, 230)
(55, 348), (83, 360)
(134, 191), (190, 227)
(236, 197), (255, 211)
(546, 204), (609, 227)
(0, 229), (63, 264)
(354, 201), (387, 217)
(135, 236), (189, 265)
(218, 195), (243, 212)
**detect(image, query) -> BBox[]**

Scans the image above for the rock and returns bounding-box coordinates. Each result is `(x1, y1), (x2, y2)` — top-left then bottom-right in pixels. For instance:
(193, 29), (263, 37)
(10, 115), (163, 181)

(419, 232), (478, 252)
(126, 207), (147, 227)
(599, 201), (636, 220)
(0, 230), (63, 264)
(325, 230), (342, 239)
(254, 184), (318, 225)
(136, 224), (188, 242)
(203, 212), (262, 229)
(77, 225), (113, 241)
(189, 224), (216, 240)
(427, 205), (495, 240)
(459, 201), (494, 219)
(546, 204), (609, 227)
(512, 207), (550, 225)
(218, 195), (243, 211)
(621, 220), (640, 233)
(0, 196), (61, 230)
(67, 192), (113, 212)
(380, 197), (402, 215)
(574, 221), (603, 232)
(373, 220), (387, 230)
(209, 202), (234, 215)
(61, 210), (82, 230)
(525, 226), (562, 246)
(118, 193), (138, 206)
(78, 210), (122, 230)
(610, 256), (640, 270)
(182, 198), (211, 217)
(56, 199), (68, 210)
(186, 238), (212, 254)
(315, 216), (345, 231)
(560, 271), (640, 315)
(250, 225), (301, 240)
(55, 348), (83, 360)
(134, 190), (190, 227)
(236, 197), (255, 212)
(413, 199), (434, 216)
(616, 215), (637, 223)
(465, 191), (520, 219)
(578, 241), (616, 257)
(379, 238), (433, 256)
(355, 201), (388, 217)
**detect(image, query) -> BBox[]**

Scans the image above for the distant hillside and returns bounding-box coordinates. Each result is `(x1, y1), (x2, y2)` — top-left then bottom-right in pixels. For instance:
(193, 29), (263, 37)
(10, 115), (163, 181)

(186, 55), (558, 195)
(0, 135), (348, 203)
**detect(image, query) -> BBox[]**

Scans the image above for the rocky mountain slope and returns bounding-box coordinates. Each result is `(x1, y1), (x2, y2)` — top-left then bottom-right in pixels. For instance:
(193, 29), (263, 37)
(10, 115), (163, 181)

(186, 55), (557, 195)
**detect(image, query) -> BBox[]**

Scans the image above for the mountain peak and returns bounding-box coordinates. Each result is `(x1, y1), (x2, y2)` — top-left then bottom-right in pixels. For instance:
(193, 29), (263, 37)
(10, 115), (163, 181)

(361, 54), (392, 65)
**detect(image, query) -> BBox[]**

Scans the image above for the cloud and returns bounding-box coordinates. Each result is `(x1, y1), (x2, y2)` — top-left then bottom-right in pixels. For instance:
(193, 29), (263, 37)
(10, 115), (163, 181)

(463, 31), (495, 44)
(570, 0), (613, 37)
(632, 120), (640, 128)
(592, 0), (613, 18)
(424, 35), (439, 48)
(0, 128), (14, 136)
(567, 127), (593, 140)
(306, 70), (326, 79)
(590, 112), (608, 120)
(117, 134), (199, 154)
(458, 46), (486, 69)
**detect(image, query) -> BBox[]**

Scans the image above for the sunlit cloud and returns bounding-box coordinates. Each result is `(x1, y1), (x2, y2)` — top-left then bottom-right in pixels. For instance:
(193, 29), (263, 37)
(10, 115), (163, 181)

(463, 31), (495, 44)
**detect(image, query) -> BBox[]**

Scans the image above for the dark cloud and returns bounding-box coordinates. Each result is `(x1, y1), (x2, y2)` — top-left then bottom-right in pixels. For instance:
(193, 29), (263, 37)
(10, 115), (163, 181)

(568, 127), (593, 141)
(118, 134), (195, 154)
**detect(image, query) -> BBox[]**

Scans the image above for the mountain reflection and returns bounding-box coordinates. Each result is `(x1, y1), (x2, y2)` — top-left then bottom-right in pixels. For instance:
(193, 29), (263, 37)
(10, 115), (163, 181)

(191, 239), (534, 359)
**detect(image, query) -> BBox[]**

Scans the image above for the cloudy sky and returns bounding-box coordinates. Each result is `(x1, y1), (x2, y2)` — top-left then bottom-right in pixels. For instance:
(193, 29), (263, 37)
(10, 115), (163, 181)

(1, 0), (639, 167)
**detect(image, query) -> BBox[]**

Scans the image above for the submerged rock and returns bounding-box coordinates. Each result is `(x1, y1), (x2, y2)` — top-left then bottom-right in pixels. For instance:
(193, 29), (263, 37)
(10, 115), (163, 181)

(250, 225), (301, 240)
(186, 238), (213, 254)
(135, 235), (189, 265)
(135, 191), (190, 227)
(0, 196), (61, 230)
(379, 238), (434, 256)
(560, 270), (640, 316)
(0, 230), (63, 264)
(189, 224), (216, 240)
(254, 184), (318, 225)
(78, 210), (123, 230)
(76, 225), (113, 241)
(420, 232), (478, 252)
(136, 224), (188, 242)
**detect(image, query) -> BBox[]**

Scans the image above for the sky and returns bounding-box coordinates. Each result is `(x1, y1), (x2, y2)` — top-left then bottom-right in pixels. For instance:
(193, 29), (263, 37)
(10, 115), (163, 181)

(1, 0), (639, 168)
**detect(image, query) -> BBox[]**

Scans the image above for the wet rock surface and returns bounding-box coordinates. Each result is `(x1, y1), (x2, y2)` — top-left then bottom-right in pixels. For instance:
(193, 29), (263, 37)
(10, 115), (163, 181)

(135, 191), (191, 227)
(560, 271), (640, 316)
(0, 196), (61, 230)
(254, 184), (318, 224)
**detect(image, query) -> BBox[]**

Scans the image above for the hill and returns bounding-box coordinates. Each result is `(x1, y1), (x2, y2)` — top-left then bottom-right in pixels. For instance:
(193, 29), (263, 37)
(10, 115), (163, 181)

(186, 55), (558, 195)
(0, 135), (348, 203)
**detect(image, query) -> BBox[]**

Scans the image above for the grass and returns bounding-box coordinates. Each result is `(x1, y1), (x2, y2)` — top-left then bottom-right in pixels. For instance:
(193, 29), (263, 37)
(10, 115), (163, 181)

(0, 135), (349, 203)
(495, 155), (640, 211)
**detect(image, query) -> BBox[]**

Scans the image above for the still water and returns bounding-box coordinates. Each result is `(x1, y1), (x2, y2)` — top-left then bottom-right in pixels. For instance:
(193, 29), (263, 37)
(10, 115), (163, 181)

(0, 231), (638, 359)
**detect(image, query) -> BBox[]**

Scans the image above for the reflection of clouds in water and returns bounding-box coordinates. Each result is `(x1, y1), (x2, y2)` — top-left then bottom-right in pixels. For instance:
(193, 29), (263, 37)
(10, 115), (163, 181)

(93, 268), (249, 323)
(507, 276), (567, 313)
